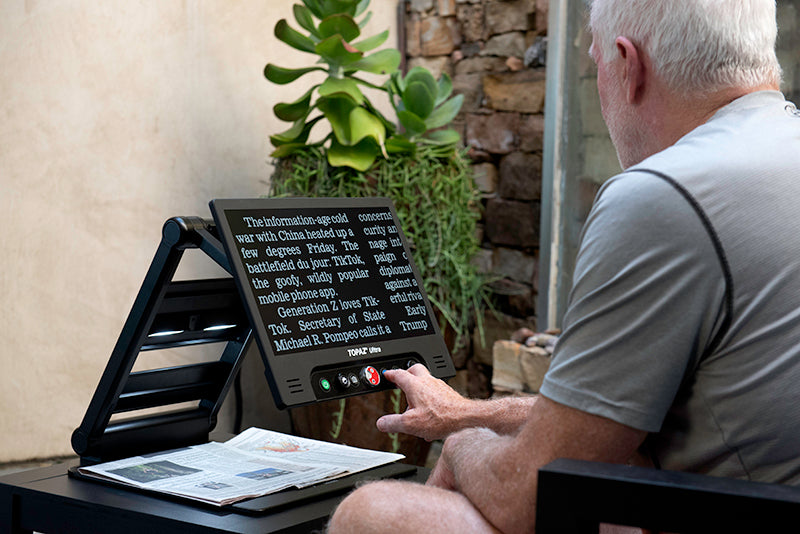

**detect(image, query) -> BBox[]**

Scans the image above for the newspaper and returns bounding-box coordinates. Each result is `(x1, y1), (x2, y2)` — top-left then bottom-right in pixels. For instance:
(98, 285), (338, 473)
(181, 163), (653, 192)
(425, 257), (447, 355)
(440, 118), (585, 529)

(77, 427), (404, 506)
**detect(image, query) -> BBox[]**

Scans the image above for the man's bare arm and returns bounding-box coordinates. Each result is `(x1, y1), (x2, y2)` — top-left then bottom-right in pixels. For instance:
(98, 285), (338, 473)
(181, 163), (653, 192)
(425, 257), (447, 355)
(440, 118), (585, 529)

(376, 364), (537, 441)
(428, 395), (648, 534)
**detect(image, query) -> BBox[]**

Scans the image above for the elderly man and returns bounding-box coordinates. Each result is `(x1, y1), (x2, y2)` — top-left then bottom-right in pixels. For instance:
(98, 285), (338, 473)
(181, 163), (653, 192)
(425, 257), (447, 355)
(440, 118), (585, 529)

(328, 0), (800, 532)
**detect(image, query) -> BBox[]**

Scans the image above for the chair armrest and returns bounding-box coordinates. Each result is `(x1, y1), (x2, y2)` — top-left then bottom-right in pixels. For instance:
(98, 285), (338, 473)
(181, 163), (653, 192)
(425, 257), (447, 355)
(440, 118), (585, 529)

(535, 458), (800, 533)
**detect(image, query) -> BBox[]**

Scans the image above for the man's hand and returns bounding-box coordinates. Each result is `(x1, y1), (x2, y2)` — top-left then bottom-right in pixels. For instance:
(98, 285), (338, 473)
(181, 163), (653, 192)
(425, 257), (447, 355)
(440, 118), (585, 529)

(377, 363), (541, 440)
(376, 364), (470, 441)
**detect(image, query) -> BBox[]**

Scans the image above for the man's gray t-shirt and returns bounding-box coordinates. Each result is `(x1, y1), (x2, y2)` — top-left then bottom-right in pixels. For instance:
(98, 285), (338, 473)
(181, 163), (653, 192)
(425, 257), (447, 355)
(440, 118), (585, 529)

(539, 91), (800, 484)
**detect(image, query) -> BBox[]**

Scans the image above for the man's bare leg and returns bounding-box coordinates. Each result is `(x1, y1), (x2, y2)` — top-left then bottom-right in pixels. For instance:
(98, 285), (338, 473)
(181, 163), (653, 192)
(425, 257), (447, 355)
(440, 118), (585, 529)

(327, 479), (502, 534)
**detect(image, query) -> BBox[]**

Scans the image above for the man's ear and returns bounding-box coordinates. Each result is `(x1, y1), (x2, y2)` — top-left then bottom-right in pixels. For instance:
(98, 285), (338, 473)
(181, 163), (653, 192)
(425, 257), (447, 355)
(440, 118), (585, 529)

(615, 36), (645, 104)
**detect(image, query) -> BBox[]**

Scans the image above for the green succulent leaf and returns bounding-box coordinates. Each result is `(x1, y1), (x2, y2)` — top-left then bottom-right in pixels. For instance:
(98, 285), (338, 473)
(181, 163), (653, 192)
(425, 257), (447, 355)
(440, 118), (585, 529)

(348, 75), (387, 92)
(389, 70), (405, 95)
(357, 10), (373, 29)
(275, 19), (317, 53)
(270, 142), (308, 158)
(319, 77), (365, 104)
(274, 86), (316, 122)
(363, 99), (397, 134)
(327, 136), (379, 171)
(426, 94), (464, 130)
(402, 80), (435, 119)
(404, 67), (437, 102)
(354, 0), (369, 17)
(302, 0), (324, 19)
(435, 72), (454, 106)
(347, 48), (400, 75)
(270, 115), (322, 146)
(315, 34), (363, 67)
(397, 110), (427, 138)
(318, 0), (359, 18)
(318, 96), (357, 144)
(349, 106), (386, 149)
(424, 128), (461, 146)
(293, 4), (319, 38)
(318, 14), (361, 41)
(353, 29), (388, 52)
(385, 136), (416, 154)
(264, 64), (325, 84)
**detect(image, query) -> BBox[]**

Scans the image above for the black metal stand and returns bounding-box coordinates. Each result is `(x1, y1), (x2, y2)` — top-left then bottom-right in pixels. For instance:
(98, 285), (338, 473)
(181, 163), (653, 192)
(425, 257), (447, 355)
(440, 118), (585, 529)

(70, 216), (252, 465)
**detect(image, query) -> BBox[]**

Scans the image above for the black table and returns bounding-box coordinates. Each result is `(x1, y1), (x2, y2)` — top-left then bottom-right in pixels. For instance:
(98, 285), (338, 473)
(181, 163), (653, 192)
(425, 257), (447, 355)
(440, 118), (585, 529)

(0, 460), (426, 533)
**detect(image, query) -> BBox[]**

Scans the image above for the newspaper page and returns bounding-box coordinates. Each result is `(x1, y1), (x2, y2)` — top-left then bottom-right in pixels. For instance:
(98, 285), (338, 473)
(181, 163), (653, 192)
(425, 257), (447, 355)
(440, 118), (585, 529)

(77, 427), (404, 506)
(224, 427), (405, 484)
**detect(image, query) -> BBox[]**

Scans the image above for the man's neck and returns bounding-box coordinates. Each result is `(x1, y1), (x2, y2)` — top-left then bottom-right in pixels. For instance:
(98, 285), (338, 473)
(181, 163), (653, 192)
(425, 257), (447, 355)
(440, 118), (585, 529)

(640, 83), (779, 164)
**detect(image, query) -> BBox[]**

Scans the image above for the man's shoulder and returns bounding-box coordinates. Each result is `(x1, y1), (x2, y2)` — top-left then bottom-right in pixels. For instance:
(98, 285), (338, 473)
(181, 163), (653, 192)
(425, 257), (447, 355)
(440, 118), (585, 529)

(592, 170), (698, 220)
(630, 91), (797, 186)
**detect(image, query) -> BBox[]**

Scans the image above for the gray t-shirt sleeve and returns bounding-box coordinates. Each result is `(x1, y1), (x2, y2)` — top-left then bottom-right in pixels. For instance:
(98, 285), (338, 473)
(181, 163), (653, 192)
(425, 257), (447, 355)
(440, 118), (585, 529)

(539, 172), (727, 432)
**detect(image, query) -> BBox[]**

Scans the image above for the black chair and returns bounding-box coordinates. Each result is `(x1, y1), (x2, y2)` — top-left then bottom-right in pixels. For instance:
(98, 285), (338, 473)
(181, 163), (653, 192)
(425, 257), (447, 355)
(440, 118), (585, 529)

(535, 458), (800, 533)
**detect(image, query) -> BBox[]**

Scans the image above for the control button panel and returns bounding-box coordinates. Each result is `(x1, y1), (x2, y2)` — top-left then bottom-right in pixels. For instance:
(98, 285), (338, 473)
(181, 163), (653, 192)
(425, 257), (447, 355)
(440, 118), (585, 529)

(310, 355), (426, 399)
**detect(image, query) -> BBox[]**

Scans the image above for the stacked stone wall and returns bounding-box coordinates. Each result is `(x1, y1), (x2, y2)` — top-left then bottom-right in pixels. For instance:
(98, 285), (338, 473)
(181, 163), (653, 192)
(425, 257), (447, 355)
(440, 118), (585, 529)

(403, 0), (548, 398)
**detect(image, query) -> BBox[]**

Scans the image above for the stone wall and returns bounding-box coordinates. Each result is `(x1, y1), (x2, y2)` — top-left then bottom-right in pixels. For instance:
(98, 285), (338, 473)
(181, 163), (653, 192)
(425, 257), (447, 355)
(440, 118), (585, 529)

(402, 0), (548, 398)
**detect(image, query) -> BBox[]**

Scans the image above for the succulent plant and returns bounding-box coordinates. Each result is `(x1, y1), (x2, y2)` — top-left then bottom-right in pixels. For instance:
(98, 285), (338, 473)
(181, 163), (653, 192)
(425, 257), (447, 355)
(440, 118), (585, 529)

(387, 67), (464, 157)
(265, 0), (400, 171)
(265, 0), (464, 171)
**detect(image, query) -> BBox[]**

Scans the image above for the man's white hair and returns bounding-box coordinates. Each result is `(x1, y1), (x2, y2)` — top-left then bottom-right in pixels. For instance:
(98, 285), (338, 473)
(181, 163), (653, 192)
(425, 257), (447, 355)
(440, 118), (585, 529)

(589, 0), (782, 95)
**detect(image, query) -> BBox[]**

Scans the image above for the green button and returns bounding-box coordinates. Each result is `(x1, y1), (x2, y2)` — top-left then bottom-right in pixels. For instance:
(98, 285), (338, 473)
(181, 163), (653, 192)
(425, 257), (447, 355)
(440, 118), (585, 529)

(320, 378), (331, 391)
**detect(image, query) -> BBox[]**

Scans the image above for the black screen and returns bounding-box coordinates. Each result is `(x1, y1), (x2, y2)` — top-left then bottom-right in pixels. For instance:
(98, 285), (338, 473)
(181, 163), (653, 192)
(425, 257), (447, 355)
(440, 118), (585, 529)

(222, 205), (435, 355)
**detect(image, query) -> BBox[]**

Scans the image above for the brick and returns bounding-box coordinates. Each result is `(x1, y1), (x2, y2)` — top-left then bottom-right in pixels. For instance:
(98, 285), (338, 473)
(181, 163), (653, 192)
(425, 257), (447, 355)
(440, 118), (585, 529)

(471, 247), (494, 274)
(472, 162), (498, 194)
(421, 16), (461, 56)
(535, 0), (549, 34)
(518, 113), (545, 152)
(506, 284), (536, 318)
(519, 344), (550, 392)
(485, 198), (539, 247)
(437, 0), (457, 17)
(456, 3), (484, 42)
(481, 31), (527, 58)
(492, 340), (525, 391)
(459, 41), (484, 58)
(405, 12), (423, 57)
(485, 0), (535, 36)
(491, 340), (550, 394)
(483, 70), (546, 113)
(409, 0), (435, 13)
(493, 246), (536, 283)
(498, 151), (542, 201)
(452, 72), (484, 112)
(455, 56), (507, 75)
(466, 112), (519, 154)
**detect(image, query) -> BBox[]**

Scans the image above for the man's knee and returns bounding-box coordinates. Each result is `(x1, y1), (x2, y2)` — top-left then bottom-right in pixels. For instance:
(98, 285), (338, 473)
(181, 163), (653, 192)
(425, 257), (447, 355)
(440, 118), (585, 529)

(328, 480), (408, 533)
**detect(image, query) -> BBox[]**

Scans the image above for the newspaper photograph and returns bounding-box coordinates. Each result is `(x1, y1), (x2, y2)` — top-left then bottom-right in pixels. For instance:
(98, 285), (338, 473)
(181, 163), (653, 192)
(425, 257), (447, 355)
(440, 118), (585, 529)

(77, 427), (404, 506)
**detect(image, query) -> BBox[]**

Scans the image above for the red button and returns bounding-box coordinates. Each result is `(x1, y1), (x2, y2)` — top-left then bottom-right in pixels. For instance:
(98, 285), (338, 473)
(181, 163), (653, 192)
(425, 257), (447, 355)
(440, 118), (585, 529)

(361, 366), (380, 386)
